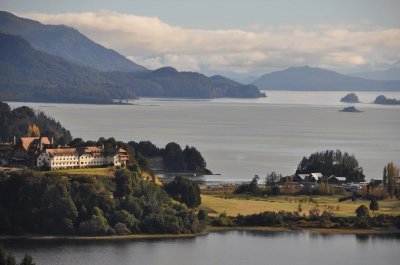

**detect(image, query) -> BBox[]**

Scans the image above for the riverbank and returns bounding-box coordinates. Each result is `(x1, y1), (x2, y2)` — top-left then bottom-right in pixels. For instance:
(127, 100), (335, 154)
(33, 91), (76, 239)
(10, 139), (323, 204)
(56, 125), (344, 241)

(0, 233), (201, 241)
(2, 225), (399, 241)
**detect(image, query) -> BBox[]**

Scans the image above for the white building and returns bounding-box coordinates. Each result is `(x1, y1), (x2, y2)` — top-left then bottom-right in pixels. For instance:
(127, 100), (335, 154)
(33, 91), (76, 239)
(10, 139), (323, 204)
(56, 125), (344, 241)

(37, 146), (129, 170)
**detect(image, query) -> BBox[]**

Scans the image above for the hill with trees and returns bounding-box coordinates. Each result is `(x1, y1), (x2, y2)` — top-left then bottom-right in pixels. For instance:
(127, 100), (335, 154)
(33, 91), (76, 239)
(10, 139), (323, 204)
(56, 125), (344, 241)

(296, 150), (365, 182)
(0, 101), (72, 144)
(0, 33), (135, 104)
(0, 33), (262, 103)
(0, 169), (201, 235)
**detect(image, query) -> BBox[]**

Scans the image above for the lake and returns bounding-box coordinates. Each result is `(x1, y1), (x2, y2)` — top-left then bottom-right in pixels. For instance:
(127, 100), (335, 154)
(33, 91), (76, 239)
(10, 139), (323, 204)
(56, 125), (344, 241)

(8, 91), (400, 181)
(2, 231), (400, 265)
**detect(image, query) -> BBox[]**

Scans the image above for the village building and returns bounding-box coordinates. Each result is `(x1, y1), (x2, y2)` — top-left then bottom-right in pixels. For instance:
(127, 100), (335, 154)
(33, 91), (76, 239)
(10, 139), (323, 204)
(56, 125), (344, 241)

(13, 136), (52, 161)
(327, 175), (347, 184)
(37, 146), (129, 170)
(294, 172), (324, 183)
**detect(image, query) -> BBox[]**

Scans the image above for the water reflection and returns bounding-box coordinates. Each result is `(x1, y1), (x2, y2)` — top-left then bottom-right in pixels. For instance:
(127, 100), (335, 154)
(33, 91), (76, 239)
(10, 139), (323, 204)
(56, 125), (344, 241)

(2, 230), (400, 265)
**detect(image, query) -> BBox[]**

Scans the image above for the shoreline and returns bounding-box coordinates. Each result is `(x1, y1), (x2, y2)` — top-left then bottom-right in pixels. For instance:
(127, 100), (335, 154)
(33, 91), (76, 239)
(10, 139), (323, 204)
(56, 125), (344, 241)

(1, 226), (399, 241)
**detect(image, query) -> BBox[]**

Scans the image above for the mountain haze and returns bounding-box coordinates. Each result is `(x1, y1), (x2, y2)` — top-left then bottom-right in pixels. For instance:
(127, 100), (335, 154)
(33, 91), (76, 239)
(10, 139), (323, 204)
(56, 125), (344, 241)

(253, 66), (400, 91)
(349, 67), (400, 81)
(0, 11), (147, 72)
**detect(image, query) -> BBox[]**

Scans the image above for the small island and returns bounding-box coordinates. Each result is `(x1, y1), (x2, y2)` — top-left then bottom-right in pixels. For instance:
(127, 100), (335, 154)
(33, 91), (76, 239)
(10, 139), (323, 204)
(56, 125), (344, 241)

(340, 106), (363, 112)
(374, 95), (400, 105)
(340, 93), (360, 103)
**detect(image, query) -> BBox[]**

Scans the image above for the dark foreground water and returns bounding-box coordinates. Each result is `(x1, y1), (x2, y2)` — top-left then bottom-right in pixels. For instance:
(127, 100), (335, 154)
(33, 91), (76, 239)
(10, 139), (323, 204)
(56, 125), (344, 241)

(2, 231), (400, 265)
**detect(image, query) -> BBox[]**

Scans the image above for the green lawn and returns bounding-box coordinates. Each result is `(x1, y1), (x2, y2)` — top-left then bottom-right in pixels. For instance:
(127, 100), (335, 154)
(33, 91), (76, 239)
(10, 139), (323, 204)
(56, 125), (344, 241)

(52, 167), (116, 177)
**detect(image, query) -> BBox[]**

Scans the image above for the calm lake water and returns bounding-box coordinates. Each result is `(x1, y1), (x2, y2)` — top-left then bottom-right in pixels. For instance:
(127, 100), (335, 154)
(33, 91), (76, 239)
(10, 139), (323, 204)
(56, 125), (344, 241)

(8, 91), (400, 181)
(2, 231), (400, 265)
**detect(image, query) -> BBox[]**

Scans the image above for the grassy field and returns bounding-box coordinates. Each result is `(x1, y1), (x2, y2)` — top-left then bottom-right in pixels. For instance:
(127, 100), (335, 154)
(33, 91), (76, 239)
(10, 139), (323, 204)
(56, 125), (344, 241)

(52, 167), (116, 177)
(201, 194), (400, 217)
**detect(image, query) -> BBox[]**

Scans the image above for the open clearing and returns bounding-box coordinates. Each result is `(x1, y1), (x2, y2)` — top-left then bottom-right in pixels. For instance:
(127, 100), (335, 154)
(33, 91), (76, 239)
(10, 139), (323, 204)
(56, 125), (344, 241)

(201, 194), (400, 217)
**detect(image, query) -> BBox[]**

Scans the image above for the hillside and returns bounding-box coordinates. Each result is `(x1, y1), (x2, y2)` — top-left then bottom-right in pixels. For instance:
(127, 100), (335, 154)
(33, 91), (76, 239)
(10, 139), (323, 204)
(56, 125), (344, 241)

(253, 66), (400, 91)
(0, 11), (147, 72)
(0, 101), (72, 143)
(0, 33), (262, 102)
(0, 32), (136, 103)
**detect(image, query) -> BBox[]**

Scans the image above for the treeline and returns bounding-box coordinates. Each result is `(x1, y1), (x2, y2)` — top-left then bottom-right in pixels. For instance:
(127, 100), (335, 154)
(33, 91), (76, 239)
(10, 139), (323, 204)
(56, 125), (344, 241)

(296, 150), (365, 182)
(0, 169), (201, 235)
(0, 101), (72, 144)
(211, 209), (400, 230)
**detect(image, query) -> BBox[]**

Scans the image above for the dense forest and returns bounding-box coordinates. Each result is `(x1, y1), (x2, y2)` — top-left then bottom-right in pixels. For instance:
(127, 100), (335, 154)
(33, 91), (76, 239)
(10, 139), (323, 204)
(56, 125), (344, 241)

(0, 101), (72, 144)
(296, 150), (365, 182)
(0, 169), (201, 235)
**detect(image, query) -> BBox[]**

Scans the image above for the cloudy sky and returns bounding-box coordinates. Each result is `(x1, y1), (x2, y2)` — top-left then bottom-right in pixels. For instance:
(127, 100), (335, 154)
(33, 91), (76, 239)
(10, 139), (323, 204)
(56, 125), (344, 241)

(2, 0), (400, 78)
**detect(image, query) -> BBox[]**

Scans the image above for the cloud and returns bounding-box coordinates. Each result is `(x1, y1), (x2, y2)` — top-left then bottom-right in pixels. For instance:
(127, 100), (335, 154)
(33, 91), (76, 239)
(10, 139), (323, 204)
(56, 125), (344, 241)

(20, 11), (400, 74)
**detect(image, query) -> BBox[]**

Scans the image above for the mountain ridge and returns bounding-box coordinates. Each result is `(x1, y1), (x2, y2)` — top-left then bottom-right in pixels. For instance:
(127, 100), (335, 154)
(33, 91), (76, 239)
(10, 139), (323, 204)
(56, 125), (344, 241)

(0, 11), (147, 72)
(0, 32), (262, 103)
(253, 66), (400, 91)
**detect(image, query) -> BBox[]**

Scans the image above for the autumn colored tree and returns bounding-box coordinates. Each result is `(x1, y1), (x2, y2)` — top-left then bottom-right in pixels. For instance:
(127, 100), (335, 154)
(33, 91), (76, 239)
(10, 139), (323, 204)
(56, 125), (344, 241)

(386, 162), (399, 197)
(27, 124), (40, 137)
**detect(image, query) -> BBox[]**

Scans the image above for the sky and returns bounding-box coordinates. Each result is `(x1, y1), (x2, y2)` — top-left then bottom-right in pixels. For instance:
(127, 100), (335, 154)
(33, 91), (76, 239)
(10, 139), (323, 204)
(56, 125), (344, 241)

(1, 0), (400, 78)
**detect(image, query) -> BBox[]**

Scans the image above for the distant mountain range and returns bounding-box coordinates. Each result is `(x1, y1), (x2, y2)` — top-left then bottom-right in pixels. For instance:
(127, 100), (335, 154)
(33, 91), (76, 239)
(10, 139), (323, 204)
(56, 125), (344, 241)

(0, 30), (262, 103)
(0, 11), (147, 72)
(349, 67), (400, 81)
(253, 66), (400, 91)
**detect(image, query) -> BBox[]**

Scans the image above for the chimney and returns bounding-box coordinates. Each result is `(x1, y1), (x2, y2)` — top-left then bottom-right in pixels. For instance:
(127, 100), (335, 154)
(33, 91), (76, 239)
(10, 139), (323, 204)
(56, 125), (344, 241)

(40, 138), (43, 151)
(51, 137), (54, 145)
(13, 136), (16, 146)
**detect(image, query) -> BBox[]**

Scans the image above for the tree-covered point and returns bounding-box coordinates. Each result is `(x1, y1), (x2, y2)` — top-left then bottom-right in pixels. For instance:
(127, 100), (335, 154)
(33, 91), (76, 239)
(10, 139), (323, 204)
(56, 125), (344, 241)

(127, 141), (210, 174)
(0, 101), (72, 144)
(0, 169), (201, 235)
(296, 150), (365, 182)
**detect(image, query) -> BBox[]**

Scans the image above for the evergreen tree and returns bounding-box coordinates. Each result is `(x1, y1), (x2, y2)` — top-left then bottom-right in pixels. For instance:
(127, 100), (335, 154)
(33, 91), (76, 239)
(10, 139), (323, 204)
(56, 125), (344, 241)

(355, 205), (369, 219)
(164, 176), (201, 208)
(383, 166), (388, 188)
(369, 198), (379, 214)
(163, 142), (186, 172)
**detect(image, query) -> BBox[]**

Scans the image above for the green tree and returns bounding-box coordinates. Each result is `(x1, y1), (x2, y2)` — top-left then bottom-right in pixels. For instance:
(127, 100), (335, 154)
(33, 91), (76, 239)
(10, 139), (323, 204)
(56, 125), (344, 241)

(164, 176), (201, 208)
(383, 166), (388, 189)
(369, 198), (379, 214)
(355, 205), (369, 219)
(163, 142), (186, 172)
(182, 146), (207, 173)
